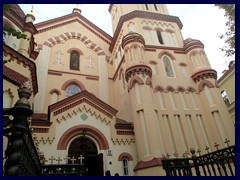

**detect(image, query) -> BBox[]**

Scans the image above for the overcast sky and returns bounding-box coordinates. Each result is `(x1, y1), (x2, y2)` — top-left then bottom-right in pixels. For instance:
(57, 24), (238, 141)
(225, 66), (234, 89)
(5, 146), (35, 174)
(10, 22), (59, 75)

(19, 4), (232, 78)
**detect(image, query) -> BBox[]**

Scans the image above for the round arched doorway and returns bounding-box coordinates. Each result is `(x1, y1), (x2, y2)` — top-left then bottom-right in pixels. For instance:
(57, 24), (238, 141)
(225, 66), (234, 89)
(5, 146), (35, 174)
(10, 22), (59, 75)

(68, 135), (103, 176)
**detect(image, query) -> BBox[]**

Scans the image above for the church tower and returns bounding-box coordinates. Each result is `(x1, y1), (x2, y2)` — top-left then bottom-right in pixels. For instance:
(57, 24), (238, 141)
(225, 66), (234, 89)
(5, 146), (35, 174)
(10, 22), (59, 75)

(109, 4), (234, 175)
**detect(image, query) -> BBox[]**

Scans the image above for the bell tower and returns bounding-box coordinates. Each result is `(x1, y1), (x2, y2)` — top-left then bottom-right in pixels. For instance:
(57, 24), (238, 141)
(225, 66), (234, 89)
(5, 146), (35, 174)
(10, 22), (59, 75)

(109, 4), (234, 175)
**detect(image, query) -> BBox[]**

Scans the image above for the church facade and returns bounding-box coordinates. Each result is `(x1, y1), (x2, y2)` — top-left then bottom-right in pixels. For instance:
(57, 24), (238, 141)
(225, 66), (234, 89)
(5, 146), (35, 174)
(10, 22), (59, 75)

(3, 4), (235, 176)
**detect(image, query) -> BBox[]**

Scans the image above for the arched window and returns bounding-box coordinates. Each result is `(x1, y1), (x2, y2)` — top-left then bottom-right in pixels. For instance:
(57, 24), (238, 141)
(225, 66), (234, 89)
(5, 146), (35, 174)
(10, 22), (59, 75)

(70, 51), (80, 70)
(163, 56), (175, 77)
(51, 92), (58, 104)
(122, 158), (129, 176)
(66, 84), (81, 97)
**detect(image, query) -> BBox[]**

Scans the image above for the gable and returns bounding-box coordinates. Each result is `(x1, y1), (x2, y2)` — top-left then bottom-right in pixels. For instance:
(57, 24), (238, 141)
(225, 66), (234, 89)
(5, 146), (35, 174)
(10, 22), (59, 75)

(35, 12), (112, 45)
(48, 90), (118, 121)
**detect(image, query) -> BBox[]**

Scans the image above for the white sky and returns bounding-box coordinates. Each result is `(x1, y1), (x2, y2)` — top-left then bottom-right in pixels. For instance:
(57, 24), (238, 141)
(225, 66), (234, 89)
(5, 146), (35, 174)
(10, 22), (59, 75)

(19, 4), (233, 78)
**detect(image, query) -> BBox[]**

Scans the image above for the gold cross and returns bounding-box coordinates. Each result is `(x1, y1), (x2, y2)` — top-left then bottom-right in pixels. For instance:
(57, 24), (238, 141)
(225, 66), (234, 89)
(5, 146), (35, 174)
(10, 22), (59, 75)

(63, 155), (69, 162)
(78, 155), (85, 165)
(55, 157), (62, 164)
(49, 156), (55, 164)
(69, 156), (77, 164)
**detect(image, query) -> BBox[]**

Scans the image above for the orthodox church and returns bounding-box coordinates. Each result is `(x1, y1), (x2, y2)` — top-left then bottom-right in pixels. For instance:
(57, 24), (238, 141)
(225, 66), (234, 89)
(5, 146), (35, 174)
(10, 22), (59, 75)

(3, 4), (235, 176)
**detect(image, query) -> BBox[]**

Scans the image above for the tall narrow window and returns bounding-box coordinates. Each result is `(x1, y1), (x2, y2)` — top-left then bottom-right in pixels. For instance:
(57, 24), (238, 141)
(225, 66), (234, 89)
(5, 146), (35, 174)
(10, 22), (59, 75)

(66, 84), (81, 97)
(122, 72), (125, 90)
(204, 86), (214, 106)
(221, 90), (230, 106)
(70, 51), (80, 70)
(122, 158), (129, 176)
(163, 56), (174, 77)
(145, 4), (149, 10)
(156, 30), (164, 44)
(154, 4), (158, 11)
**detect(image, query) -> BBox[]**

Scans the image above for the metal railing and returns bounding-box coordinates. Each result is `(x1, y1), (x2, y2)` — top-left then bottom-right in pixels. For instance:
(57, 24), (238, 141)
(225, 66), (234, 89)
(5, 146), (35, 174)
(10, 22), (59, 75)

(162, 145), (235, 176)
(3, 85), (87, 176)
(3, 84), (41, 175)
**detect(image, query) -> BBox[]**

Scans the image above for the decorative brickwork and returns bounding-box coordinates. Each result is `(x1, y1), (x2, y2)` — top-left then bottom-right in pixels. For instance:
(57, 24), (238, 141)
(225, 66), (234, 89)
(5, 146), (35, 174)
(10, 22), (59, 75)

(122, 32), (145, 49)
(191, 69), (217, 83)
(57, 125), (109, 150)
(125, 64), (152, 83)
(118, 152), (133, 161)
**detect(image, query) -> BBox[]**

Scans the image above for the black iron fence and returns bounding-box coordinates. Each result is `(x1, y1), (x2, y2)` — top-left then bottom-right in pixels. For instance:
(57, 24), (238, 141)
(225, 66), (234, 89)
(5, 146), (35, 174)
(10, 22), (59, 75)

(3, 84), (87, 176)
(41, 164), (85, 176)
(3, 85), (42, 175)
(162, 145), (235, 176)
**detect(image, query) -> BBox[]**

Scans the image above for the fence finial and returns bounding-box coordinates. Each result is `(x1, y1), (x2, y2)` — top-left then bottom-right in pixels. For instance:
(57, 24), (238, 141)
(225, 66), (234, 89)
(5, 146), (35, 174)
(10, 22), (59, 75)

(224, 138), (230, 147)
(205, 146), (210, 153)
(173, 151), (178, 158)
(197, 148), (201, 156)
(214, 143), (219, 150)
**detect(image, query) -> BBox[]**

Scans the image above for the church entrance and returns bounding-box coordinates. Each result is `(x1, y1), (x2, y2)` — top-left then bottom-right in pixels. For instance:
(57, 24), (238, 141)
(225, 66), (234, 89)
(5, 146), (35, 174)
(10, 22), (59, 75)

(68, 136), (103, 176)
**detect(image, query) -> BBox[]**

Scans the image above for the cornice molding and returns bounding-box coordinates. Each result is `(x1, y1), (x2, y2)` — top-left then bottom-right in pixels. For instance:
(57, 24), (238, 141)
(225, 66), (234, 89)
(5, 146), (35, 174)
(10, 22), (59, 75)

(191, 69), (217, 83)
(125, 64), (152, 83)
(122, 32), (145, 49)
(3, 44), (38, 95)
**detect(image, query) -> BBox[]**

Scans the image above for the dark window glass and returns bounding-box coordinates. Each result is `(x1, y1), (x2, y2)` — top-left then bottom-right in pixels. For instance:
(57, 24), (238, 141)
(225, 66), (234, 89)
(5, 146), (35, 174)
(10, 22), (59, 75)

(157, 30), (164, 44)
(70, 52), (80, 70)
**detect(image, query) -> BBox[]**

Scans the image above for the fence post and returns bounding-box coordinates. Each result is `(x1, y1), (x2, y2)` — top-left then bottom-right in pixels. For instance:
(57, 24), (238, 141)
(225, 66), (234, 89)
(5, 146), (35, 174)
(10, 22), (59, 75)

(4, 83), (33, 175)
(190, 148), (201, 176)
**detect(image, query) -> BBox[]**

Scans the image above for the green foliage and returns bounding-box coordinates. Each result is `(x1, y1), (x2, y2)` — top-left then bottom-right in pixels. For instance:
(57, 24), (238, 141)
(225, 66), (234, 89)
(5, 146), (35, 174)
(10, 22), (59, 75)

(3, 4), (10, 13)
(215, 4), (235, 57)
(3, 4), (29, 64)
(3, 4), (29, 40)
(3, 26), (28, 39)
